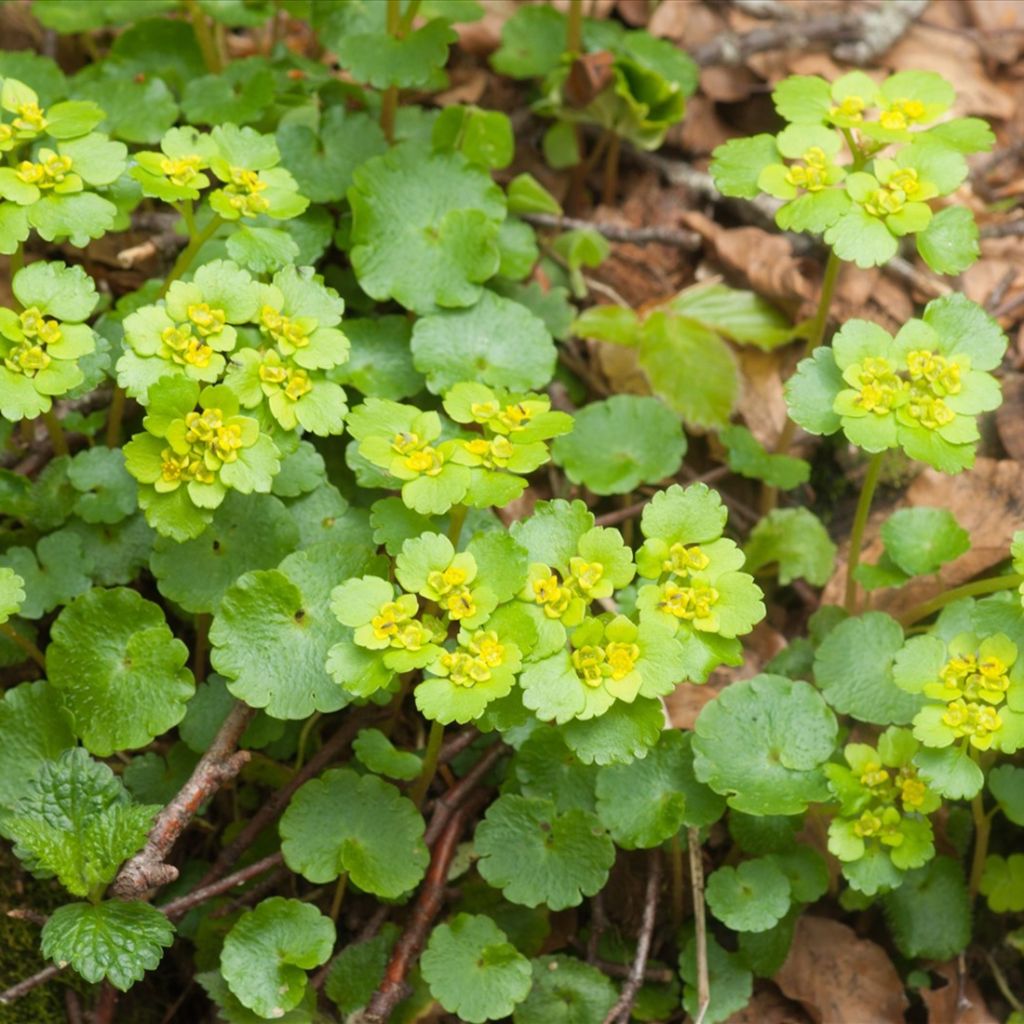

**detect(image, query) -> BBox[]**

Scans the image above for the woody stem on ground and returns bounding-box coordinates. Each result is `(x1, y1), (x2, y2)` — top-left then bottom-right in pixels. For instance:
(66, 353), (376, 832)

(843, 451), (883, 613)
(899, 573), (1024, 628)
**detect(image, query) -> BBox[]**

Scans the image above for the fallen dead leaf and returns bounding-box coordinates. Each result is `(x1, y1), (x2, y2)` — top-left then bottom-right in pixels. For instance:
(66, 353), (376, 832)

(774, 916), (908, 1024)
(920, 962), (999, 1024)
(996, 372), (1024, 460)
(736, 348), (790, 449)
(725, 985), (811, 1024)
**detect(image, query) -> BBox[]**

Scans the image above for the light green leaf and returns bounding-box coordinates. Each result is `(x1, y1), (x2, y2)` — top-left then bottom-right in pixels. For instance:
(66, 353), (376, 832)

(916, 205), (979, 275)
(744, 508), (836, 586)
(772, 74), (832, 123)
(47, 588), (194, 756)
(721, 424), (809, 490)
(0, 566), (25, 623)
(709, 134), (779, 198)
(670, 284), (795, 350)
(980, 854), (1024, 913)
(784, 347), (843, 436)
(706, 858), (792, 932)
(41, 901), (173, 991)
(512, 955), (616, 1024)
(352, 727), (422, 781)
(881, 507), (969, 577)
(561, 696), (666, 766)
(988, 765), (1024, 825)
(509, 498), (594, 570)
(421, 914), (532, 1024)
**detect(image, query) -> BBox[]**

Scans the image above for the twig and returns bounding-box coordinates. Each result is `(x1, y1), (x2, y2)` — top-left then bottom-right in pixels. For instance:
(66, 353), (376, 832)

(423, 741), (506, 845)
(590, 958), (675, 984)
(94, 982), (118, 1024)
(833, 0), (928, 63)
(601, 851), (662, 1024)
(208, 867), (290, 920)
(356, 795), (486, 1023)
(688, 828), (710, 1024)
(0, 964), (65, 1005)
(6, 907), (48, 926)
(522, 212), (700, 251)
(587, 889), (608, 965)
(438, 726), (479, 764)
(986, 268), (1018, 314)
(729, 0), (798, 18)
(694, 9), (862, 66)
(64, 988), (83, 1024)
(196, 711), (373, 888)
(159, 852), (283, 920)
(111, 702), (256, 898)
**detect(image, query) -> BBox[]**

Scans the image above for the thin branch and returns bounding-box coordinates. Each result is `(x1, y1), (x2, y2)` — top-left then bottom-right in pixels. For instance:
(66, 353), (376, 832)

(0, 964), (63, 1005)
(111, 701), (257, 898)
(424, 741), (506, 846)
(688, 828), (710, 1024)
(159, 852), (284, 921)
(601, 851), (663, 1024)
(523, 212), (700, 251)
(437, 726), (479, 765)
(356, 795), (486, 1023)
(833, 0), (928, 63)
(694, 9), (862, 66)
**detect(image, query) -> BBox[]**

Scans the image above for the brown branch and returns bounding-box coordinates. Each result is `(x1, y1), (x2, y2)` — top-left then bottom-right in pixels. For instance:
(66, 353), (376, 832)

(196, 711), (373, 889)
(423, 741), (506, 845)
(523, 212), (700, 251)
(111, 701), (257, 899)
(601, 851), (663, 1024)
(356, 794), (486, 1023)
(160, 852), (283, 921)
(689, 828), (711, 1024)
(437, 726), (480, 765)
(694, 10), (862, 66)
(0, 964), (63, 1005)
(94, 982), (118, 1024)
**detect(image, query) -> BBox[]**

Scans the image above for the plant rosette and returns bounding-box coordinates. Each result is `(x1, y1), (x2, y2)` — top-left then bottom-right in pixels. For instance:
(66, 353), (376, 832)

(786, 294), (1005, 474)
(826, 726), (941, 894)
(130, 126), (219, 203)
(0, 261), (98, 420)
(633, 484), (764, 678)
(123, 377), (280, 540)
(894, 632), (1024, 755)
(119, 259), (261, 398)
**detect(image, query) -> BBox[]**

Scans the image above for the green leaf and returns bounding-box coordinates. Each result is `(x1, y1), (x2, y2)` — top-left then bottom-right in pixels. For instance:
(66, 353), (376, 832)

(709, 134), (779, 198)
(41, 901), (174, 990)
(348, 144), (506, 315)
(106, 19), (205, 93)
(721, 425), (809, 490)
(0, 679), (76, 813)
(352, 727), (422, 781)
(784, 347), (843, 437)
(335, 18), (456, 89)
(72, 73), (178, 144)
(421, 914), (532, 1024)
(277, 105), (387, 203)
(150, 492), (299, 614)
(595, 729), (695, 847)
(280, 767), (428, 896)
(513, 955), (616, 1024)
(67, 447), (137, 524)
(988, 765), (1024, 825)
(200, 969), (320, 1024)
(812, 612), (924, 725)
(411, 290), (555, 393)
(225, 225), (299, 275)
(220, 897), (334, 1019)
(1, 529), (91, 619)
(693, 675), (837, 815)
(48, 587), (194, 756)
(5, 748), (156, 897)
(638, 312), (738, 428)
(490, 4), (566, 79)
(772, 74), (832, 123)
(744, 508), (836, 586)
(561, 696), (666, 766)
(916, 205), (979, 275)
(182, 58), (275, 126)
(210, 542), (376, 719)
(506, 173), (562, 216)
(510, 498), (594, 570)
(0, 566), (25, 624)
(770, 846), (829, 903)
(913, 746), (984, 800)
(513, 728), (598, 814)
(434, 105), (514, 170)
(551, 394), (685, 495)
(475, 794), (615, 910)
(882, 857), (971, 959)
(324, 924), (399, 1015)
(680, 933), (753, 1024)
(980, 854), (1024, 913)
(881, 507), (969, 576)
(706, 857), (792, 932)
(670, 284), (795, 350)
(824, 208), (899, 268)
(333, 316), (423, 400)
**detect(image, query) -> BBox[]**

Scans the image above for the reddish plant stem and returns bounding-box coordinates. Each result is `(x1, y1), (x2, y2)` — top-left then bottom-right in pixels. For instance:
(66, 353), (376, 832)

(423, 741), (506, 845)
(196, 711), (374, 888)
(63, 988), (83, 1024)
(160, 851), (283, 920)
(601, 850), (662, 1024)
(437, 725), (479, 764)
(112, 702), (257, 898)
(359, 794), (486, 1022)
(94, 982), (118, 1024)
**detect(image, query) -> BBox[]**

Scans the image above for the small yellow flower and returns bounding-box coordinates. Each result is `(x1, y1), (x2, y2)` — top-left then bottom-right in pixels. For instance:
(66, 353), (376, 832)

(160, 154), (203, 187)
(187, 302), (226, 337)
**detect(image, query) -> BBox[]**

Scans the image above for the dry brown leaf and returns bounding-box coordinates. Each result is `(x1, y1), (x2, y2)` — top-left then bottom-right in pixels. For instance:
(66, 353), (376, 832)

(433, 68), (487, 107)
(823, 458), (1024, 613)
(701, 65), (760, 103)
(615, 0), (651, 27)
(996, 372), (1024, 460)
(649, 0), (722, 47)
(920, 962), (999, 1024)
(675, 95), (736, 156)
(725, 985), (811, 1024)
(774, 916), (908, 1024)
(736, 348), (789, 448)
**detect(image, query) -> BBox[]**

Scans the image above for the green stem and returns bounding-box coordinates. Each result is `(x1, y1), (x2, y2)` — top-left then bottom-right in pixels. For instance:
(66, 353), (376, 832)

(184, 0), (223, 74)
(158, 214), (223, 298)
(9, 242), (24, 279)
(398, 0), (422, 34)
(566, 0), (583, 54)
(380, 0), (403, 142)
(329, 872), (348, 922)
(408, 720), (445, 808)
(447, 503), (468, 547)
(40, 409), (68, 456)
(843, 452), (883, 613)
(0, 621), (46, 670)
(968, 749), (995, 900)
(105, 386), (127, 449)
(899, 573), (1024, 628)
(294, 712), (323, 770)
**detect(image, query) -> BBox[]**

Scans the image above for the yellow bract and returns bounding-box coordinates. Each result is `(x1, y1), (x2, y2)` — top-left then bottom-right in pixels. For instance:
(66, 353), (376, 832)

(662, 542), (710, 578)
(531, 573), (574, 618)
(569, 557), (604, 594)
(784, 147), (830, 192)
(187, 302), (226, 337)
(658, 581), (719, 621)
(830, 94), (866, 122)
(12, 101), (46, 133)
(404, 446), (444, 476)
(159, 448), (214, 486)
(16, 150), (73, 189)
(224, 166), (270, 216)
(879, 97), (927, 131)
(160, 154), (204, 187)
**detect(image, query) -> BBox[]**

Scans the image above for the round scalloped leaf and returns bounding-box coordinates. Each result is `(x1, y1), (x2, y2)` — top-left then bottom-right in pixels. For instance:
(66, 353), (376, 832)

(220, 897), (334, 1018)
(509, 499), (594, 570)
(0, 566), (25, 624)
(595, 729), (720, 848)
(411, 290), (555, 393)
(513, 727), (599, 813)
(913, 746), (983, 800)
(552, 394), (685, 495)
(280, 768), (428, 896)
(512, 955), (617, 1024)
(979, 854), (1024, 913)
(150, 492), (299, 614)
(199, 969), (319, 1024)
(334, 18), (456, 89)
(67, 447), (137, 525)
(812, 612), (924, 725)
(560, 696), (665, 766)
(210, 542), (376, 719)
(12, 260), (99, 322)
(680, 932), (753, 1024)
(47, 588), (194, 756)
(692, 675), (837, 815)
(475, 794), (615, 910)
(744, 508), (836, 586)
(352, 727), (422, 781)
(348, 144), (506, 314)
(916, 206), (979, 276)
(421, 913), (532, 1024)
(0, 679), (76, 812)
(784, 347), (843, 437)
(880, 507), (969, 577)
(706, 858), (792, 932)
(988, 765), (1024, 825)
(882, 857), (970, 960)
(41, 901), (174, 991)
(922, 291), (1006, 372)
